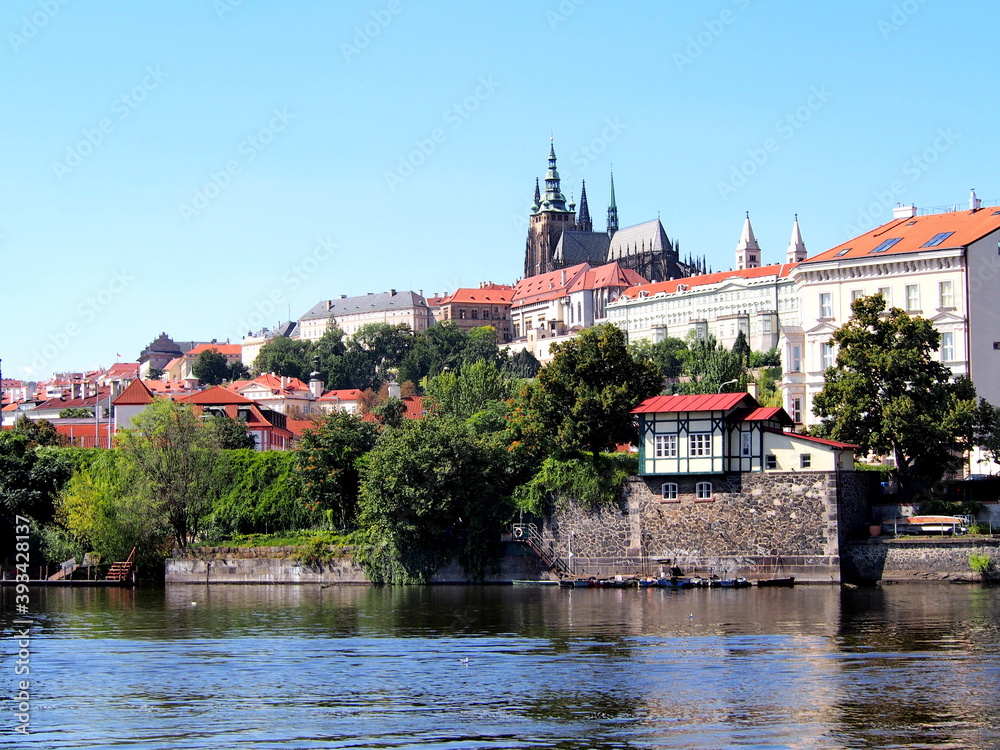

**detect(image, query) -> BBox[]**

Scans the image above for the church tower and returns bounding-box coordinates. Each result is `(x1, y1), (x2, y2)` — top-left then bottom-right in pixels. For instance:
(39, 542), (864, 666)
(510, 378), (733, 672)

(607, 167), (619, 236)
(735, 212), (761, 270)
(786, 214), (807, 264)
(577, 180), (592, 232)
(524, 140), (578, 277)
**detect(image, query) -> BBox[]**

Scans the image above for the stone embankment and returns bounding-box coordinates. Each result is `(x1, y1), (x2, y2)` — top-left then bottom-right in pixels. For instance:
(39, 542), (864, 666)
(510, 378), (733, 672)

(842, 536), (1000, 583)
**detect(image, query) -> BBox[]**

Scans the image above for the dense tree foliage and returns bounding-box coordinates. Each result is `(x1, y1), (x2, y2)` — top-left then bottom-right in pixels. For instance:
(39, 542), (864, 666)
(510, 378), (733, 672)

(295, 411), (379, 530)
(813, 295), (979, 482)
(14, 416), (65, 447)
(208, 451), (312, 536)
(629, 337), (688, 380)
(679, 334), (746, 394)
(354, 416), (512, 583)
(425, 361), (516, 420)
(533, 324), (662, 459)
(208, 413), (256, 450)
(0, 433), (73, 558)
(192, 347), (230, 385)
(115, 399), (223, 548)
(253, 336), (313, 380)
(505, 348), (542, 379)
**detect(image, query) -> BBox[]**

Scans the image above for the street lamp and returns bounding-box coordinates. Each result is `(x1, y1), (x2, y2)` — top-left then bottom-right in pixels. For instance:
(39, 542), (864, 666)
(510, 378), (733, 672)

(718, 379), (738, 393)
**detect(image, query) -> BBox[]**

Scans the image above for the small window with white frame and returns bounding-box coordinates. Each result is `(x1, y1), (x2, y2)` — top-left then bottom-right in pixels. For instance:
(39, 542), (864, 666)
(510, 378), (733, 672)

(740, 431), (752, 457)
(765, 454), (777, 470)
(689, 433), (712, 457)
(941, 331), (955, 362)
(800, 453), (812, 469)
(661, 482), (679, 502)
(822, 343), (835, 370)
(905, 284), (919, 311)
(695, 482), (713, 500)
(820, 292), (832, 318)
(653, 434), (678, 459)
(939, 280), (954, 308)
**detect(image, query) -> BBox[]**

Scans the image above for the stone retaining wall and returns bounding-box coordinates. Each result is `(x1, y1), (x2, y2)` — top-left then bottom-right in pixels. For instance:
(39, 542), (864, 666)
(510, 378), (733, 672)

(842, 537), (1000, 582)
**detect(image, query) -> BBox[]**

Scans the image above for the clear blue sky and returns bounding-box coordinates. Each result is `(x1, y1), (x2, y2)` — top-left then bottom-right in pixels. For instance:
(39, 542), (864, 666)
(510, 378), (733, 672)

(2, 0), (997, 379)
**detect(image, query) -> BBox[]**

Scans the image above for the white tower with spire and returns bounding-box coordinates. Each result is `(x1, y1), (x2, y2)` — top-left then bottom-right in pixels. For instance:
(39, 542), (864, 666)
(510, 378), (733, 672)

(786, 214), (807, 264)
(735, 212), (761, 270)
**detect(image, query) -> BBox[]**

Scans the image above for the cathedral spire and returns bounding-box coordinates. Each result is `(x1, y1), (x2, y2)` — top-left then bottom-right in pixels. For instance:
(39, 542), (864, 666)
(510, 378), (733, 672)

(786, 213), (807, 264)
(533, 177), (541, 208)
(607, 166), (619, 236)
(541, 138), (568, 210)
(578, 179), (592, 231)
(735, 211), (761, 270)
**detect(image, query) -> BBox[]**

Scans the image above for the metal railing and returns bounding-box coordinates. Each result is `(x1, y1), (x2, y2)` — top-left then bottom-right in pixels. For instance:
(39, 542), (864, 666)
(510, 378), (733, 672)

(511, 524), (571, 575)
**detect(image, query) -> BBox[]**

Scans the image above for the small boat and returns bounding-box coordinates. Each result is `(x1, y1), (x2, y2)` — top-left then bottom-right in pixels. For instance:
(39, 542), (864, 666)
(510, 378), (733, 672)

(637, 577), (659, 588)
(888, 515), (969, 535)
(657, 576), (701, 589)
(755, 576), (795, 587)
(707, 576), (751, 588)
(511, 579), (559, 586)
(598, 576), (636, 589)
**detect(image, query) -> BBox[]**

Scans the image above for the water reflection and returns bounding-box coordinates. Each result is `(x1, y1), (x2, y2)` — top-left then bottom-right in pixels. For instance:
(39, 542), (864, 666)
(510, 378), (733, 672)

(3, 584), (999, 749)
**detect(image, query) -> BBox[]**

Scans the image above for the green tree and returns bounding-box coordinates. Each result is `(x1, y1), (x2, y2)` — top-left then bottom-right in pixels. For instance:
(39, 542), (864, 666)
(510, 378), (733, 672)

(975, 400), (1000, 465)
(253, 336), (312, 380)
(59, 407), (94, 419)
(505, 348), (542, 379)
(192, 347), (230, 385)
(534, 324), (662, 460)
(295, 411), (379, 530)
(208, 413), (256, 450)
(398, 321), (467, 383)
(426, 360), (516, 420)
(0, 433), (73, 557)
(227, 360), (251, 381)
(463, 326), (502, 367)
(680, 334), (745, 394)
(629, 337), (688, 379)
(115, 399), (223, 548)
(13, 416), (65, 447)
(354, 416), (511, 583)
(732, 330), (751, 364)
(813, 295), (979, 482)
(147, 367), (165, 380)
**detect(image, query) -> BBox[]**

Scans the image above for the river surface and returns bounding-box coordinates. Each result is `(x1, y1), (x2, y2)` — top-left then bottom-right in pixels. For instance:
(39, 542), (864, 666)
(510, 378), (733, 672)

(3, 583), (1000, 749)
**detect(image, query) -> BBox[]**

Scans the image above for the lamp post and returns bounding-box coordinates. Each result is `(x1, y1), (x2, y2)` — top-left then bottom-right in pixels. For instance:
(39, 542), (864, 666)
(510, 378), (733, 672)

(718, 379), (739, 393)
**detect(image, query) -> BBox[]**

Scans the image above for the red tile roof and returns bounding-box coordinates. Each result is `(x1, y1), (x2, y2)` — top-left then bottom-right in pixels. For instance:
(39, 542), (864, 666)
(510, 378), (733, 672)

(512, 263), (590, 306)
(185, 343), (243, 358)
(619, 263), (796, 299)
(736, 406), (792, 424)
(439, 288), (515, 305)
(631, 393), (755, 414)
(113, 379), (155, 406)
(568, 263), (647, 294)
(318, 389), (364, 401)
(104, 362), (140, 378)
(232, 373), (310, 394)
(805, 207), (1000, 264)
(176, 386), (253, 405)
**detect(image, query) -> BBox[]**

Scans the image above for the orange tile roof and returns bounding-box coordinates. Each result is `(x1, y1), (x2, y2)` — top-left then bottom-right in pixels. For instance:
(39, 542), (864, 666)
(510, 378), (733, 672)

(113, 379), (156, 406)
(440, 288), (515, 305)
(568, 262), (647, 294)
(185, 343), (243, 357)
(512, 263), (592, 306)
(318, 389), (364, 401)
(619, 263), (796, 299)
(806, 207), (1000, 263)
(235, 373), (311, 394)
(176, 386), (254, 405)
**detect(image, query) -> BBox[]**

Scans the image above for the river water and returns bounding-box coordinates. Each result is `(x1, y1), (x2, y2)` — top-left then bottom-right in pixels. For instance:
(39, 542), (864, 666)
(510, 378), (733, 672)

(3, 583), (1000, 749)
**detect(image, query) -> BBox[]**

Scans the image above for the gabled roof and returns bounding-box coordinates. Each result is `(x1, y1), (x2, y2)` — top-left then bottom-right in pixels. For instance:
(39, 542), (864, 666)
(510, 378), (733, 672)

(318, 388), (364, 401)
(805, 207), (1000, 263)
(300, 290), (429, 321)
(733, 406), (794, 425)
(232, 373), (310, 394)
(553, 231), (611, 265)
(113, 379), (156, 406)
(618, 263), (796, 300)
(632, 393), (755, 414)
(104, 362), (140, 378)
(512, 262), (590, 306)
(608, 219), (672, 258)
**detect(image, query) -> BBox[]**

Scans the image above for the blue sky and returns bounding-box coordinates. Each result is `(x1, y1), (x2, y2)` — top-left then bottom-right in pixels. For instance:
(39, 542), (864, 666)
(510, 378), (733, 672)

(2, 0), (997, 379)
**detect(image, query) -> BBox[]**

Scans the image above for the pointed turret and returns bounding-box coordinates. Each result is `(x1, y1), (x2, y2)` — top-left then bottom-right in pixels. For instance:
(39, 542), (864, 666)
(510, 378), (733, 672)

(524, 138), (578, 278)
(577, 179), (592, 232)
(607, 167), (619, 236)
(532, 178), (541, 211)
(735, 212), (761, 270)
(786, 214), (807, 264)
(541, 138), (569, 210)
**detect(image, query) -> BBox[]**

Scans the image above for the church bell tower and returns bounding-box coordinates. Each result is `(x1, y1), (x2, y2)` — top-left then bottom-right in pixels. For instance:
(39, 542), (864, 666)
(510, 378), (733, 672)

(524, 139), (577, 278)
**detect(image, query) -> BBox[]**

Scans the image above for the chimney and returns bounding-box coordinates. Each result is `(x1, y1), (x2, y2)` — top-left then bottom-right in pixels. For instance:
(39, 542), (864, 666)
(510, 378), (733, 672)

(970, 188), (981, 211)
(280, 375), (288, 389)
(326, 300), (333, 310)
(892, 204), (917, 219)
(746, 380), (758, 399)
(560, 270), (567, 285)
(309, 371), (324, 400)
(390, 289), (396, 296)
(387, 381), (401, 399)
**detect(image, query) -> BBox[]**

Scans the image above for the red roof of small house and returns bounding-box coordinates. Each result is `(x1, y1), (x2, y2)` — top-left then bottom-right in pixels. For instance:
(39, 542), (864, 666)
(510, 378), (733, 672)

(113, 379), (156, 406)
(104, 362), (140, 378)
(619, 263), (796, 300)
(286, 418), (320, 437)
(359, 396), (426, 422)
(231, 373), (310, 394)
(631, 393), (755, 414)
(763, 427), (858, 450)
(735, 406), (794, 424)
(805, 207), (1000, 264)
(318, 388), (364, 402)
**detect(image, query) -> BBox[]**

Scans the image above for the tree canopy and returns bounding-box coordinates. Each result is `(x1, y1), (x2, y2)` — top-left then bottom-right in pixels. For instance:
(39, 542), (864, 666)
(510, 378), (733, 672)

(533, 324), (662, 459)
(192, 347), (230, 385)
(812, 295), (979, 482)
